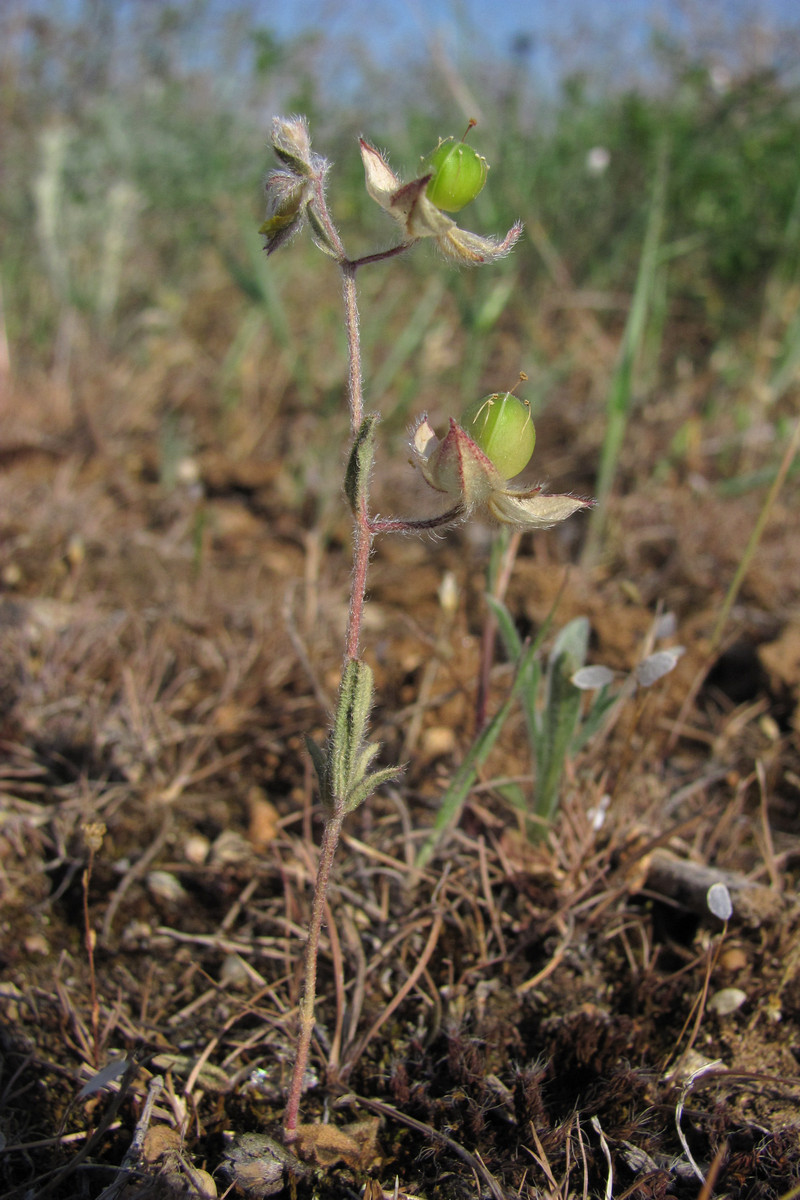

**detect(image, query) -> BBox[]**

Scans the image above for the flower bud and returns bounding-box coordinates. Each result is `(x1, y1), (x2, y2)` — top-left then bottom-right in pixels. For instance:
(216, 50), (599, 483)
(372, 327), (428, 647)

(260, 172), (309, 253)
(460, 393), (535, 478)
(261, 115), (330, 255)
(271, 115), (314, 176)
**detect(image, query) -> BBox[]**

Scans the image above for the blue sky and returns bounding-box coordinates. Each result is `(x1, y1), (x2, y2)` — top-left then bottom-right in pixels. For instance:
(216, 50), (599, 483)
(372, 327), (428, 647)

(40, 0), (800, 102)
(251, 0), (800, 86)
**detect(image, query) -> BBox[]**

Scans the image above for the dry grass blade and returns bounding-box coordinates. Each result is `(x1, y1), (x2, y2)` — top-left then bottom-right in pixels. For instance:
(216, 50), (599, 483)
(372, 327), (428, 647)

(95, 1076), (164, 1200)
(340, 901), (445, 1076)
(338, 1094), (508, 1200)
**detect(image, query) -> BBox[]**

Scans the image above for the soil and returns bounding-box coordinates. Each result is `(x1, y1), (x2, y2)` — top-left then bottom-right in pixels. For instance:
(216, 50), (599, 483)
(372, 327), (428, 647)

(1, 369), (800, 1199)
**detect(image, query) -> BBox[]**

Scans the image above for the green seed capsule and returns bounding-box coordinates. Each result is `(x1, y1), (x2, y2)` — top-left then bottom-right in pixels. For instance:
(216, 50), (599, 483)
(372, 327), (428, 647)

(461, 393), (536, 478)
(424, 139), (488, 213)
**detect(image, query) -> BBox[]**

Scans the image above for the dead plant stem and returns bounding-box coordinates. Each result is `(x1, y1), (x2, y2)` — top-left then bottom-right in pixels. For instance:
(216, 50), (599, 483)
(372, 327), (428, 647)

(81, 828), (105, 1068)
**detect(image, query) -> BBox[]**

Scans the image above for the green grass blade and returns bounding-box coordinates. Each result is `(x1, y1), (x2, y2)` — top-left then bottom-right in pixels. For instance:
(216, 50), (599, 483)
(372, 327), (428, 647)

(368, 277), (445, 411)
(416, 633), (541, 869)
(532, 618), (589, 828)
(582, 143), (668, 566)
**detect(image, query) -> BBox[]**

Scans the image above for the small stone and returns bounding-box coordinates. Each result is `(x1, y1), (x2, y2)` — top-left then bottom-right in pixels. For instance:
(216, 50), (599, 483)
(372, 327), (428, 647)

(211, 830), (252, 865)
(143, 1125), (182, 1163)
(184, 834), (211, 865)
(247, 789), (280, 851)
(708, 987), (747, 1016)
(719, 946), (748, 972)
(147, 871), (188, 904)
(186, 1167), (217, 1198)
(420, 726), (456, 758)
(220, 954), (250, 989)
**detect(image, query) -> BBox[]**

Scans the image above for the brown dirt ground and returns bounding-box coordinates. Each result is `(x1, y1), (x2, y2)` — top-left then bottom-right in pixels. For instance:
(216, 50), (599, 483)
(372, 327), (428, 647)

(1, 367), (800, 1199)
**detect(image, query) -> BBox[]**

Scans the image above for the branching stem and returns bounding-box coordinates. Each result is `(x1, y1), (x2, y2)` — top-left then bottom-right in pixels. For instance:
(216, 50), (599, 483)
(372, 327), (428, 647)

(346, 242), (417, 271)
(284, 176), (425, 1140)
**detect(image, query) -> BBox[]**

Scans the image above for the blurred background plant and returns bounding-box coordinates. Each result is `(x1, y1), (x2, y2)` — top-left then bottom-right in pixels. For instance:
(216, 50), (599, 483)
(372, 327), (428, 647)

(2, 0), (800, 837)
(3, 0), (800, 494)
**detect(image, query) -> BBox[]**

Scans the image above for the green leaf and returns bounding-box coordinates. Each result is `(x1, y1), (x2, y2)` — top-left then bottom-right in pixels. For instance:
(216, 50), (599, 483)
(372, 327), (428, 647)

(519, 654), (543, 752)
(571, 685), (617, 754)
(496, 781), (527, 811)
(533, 618), (589, 828)
(330, 659), (374, 803)
(344, 415), (378, 514)
(353, 741), (382, 780)
(305, 735), (329, 800)
(583, 143), (668, 566)
(417, 633), (542, 868)
(485, 594), (523, 660)
(344, 764), (402, 813)
(307, 202), (339, 259)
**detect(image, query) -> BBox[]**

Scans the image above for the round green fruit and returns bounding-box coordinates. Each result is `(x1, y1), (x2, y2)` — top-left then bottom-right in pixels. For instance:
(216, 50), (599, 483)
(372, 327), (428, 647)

(461, 393), (536, 478)
(424, 139), (488, 212)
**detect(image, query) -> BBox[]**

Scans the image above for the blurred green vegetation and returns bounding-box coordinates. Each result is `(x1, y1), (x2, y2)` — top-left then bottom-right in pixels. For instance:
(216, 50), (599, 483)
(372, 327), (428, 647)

(1, 2), (799, 511)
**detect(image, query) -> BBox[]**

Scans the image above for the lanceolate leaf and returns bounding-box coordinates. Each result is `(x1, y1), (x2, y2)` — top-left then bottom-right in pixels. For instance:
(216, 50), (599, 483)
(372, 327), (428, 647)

(345, 415), (378, 514)
(344, 765), (402, 814)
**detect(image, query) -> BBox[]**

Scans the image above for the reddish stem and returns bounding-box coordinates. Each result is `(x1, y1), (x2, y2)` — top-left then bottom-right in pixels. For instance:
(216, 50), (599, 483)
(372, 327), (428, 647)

(284, 182), (386, 1137)
(283, 804), (345, 1140)
(283, 173), (435, 1139)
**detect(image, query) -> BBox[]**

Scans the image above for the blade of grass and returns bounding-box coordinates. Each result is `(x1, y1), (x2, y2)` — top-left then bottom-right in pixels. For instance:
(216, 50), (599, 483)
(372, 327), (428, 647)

(475, 528), (522, 731)
(582, 142), (668, 567)
(716, 454), (800, 498)
(533, 617), (589, 828)
(224, 218), (308, 395)
(757, 170), (800, 404)
(417, 581), (567, 868)
(710, 413), (800, 653)
(415, 634), (541, 870)
(368, 276), (445, 411)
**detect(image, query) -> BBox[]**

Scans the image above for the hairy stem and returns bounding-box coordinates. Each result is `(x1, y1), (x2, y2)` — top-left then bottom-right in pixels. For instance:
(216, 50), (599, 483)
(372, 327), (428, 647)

(283, 177), (427, 1137)
(284, 191), (373, 1137)
(341, 263), (363, 433)
(346, 511), (372, 662)
(346, 242), (416, 271)
(340, 261), (373, 662)
(283, 804), (345, 1140)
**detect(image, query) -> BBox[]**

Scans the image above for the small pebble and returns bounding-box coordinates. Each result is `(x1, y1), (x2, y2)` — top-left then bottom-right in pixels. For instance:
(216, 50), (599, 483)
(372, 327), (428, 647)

(421, 725), (456, 758)
(147, 871), (188, 904)
(708, 987), (747, 1016)
(220, 954), (250, 989)
(210, 830), (252, 865)
(184, 834), (210, 865)
(719, 946), (747, 972)
(24, 934), (49, 956)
